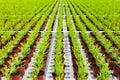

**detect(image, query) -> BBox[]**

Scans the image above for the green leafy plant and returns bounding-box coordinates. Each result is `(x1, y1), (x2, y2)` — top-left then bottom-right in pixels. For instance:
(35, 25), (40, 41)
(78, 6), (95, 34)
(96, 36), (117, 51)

(98, 63), (110, 80)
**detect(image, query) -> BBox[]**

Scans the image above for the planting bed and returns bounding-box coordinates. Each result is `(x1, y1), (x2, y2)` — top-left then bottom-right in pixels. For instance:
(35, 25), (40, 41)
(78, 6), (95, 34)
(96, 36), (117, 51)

(0, 0), (120, 80)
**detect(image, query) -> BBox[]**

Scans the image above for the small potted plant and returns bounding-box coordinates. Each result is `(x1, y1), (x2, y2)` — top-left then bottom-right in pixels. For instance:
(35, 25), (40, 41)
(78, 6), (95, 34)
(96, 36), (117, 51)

(55, 64), (64, 80)
(104, 40), (111, 54)
(98, 63), (110, 80)
(31, 64), (44, 80)
(77, 63), (88, 80)
(109, 48), (118, 70)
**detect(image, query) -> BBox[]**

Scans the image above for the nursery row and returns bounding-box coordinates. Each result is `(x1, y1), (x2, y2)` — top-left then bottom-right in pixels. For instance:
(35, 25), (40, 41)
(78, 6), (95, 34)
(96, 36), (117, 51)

(0, 0), (120, 80)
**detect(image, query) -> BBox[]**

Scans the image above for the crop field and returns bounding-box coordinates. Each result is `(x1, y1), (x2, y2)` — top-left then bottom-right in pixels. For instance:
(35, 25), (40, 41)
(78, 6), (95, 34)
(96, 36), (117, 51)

(0, 0), (120, 80)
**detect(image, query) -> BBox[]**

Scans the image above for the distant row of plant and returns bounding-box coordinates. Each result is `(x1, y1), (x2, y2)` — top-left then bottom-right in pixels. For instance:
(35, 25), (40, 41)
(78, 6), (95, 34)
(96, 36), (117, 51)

(0, 0), (54, 31)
